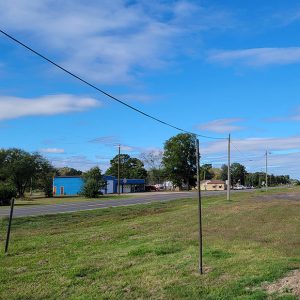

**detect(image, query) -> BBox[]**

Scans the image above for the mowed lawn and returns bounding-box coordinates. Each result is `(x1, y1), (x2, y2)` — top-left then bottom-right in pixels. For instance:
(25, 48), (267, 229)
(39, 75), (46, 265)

(8, 194), (135, 207)
(0, 190), (299, 299)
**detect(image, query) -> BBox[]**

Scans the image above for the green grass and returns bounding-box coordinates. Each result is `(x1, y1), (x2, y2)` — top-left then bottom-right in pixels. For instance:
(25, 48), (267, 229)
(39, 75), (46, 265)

(0, 189), (299, 299)
(4, 194), (135, 207)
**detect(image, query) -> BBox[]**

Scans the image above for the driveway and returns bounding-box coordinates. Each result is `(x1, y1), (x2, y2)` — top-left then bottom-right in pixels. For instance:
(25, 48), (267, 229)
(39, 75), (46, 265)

(0, 190), (250, 218)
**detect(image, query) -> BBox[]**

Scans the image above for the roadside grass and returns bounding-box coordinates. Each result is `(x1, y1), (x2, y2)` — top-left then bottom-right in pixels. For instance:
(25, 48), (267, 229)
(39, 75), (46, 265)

(0, 189), (299, 299)
(5, 194), (135, 207)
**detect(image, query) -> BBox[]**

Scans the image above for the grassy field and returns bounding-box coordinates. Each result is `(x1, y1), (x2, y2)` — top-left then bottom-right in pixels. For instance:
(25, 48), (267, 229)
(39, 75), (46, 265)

(0, 189), (299, 299)
(6, 194), (135, 207)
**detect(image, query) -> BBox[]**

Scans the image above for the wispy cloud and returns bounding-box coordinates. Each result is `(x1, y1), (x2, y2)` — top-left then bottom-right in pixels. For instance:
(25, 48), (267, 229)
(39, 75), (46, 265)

(49, 155), (108, 172)
(40, 148), (65, 154)
(89, 136), (120, 146)
(200, 135), (300, 178)
(0, 0), (232, 84)
(203, 135), (300, 155)
(208, 47), (300, 67)
(198, 118), (244, 133)
(0, 94), (101, 120)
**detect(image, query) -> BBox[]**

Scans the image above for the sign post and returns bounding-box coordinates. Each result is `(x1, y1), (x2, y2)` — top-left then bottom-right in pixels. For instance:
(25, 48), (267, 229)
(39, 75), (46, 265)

(196, 138), (203, 274)
(5, 197), (15, 254)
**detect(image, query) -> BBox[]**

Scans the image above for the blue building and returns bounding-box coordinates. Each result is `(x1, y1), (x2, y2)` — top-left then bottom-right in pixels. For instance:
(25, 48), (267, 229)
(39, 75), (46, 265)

(53, 175), (145, 196)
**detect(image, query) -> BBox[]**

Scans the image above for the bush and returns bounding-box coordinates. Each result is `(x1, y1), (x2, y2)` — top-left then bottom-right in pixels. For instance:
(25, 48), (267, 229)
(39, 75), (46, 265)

(81, 178), (102, 198)
(0, 182), (17, 206)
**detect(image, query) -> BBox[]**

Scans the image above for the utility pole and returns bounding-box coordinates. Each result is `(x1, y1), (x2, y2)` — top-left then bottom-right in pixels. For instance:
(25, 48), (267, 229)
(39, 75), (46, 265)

(227, 133), (231, 201)
(118, 144), (121, 195)
(265, 150), (268, 192)
(196, 138), (203, 274)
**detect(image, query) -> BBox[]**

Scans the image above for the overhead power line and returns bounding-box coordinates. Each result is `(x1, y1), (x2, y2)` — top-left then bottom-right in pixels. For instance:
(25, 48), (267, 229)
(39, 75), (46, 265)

(231, 140), (255, 162)
(0, 29), (226, 140)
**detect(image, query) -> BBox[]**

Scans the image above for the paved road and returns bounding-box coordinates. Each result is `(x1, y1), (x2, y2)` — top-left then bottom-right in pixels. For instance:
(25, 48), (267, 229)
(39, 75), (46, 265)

(0, 190), (251, 218)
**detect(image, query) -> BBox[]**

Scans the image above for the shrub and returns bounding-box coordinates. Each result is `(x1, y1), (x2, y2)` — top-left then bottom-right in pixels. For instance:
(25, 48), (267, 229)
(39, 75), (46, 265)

(0, 182), (17, 206)
(81, 178), (102, 198)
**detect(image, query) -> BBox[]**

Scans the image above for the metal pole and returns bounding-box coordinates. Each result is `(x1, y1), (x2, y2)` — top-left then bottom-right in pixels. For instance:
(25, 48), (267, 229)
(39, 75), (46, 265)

(196, 138), (203, 274)
(265, 150), (268, 192)
(5, 197), (15, 254)
(118, 144), (121, 195)
(227, 134), (231, 200)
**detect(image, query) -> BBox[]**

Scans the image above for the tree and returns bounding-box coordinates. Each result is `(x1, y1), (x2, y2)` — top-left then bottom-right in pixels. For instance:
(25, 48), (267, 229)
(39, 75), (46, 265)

(211, 168), (222, 180)
(57, 167), (82, 176)
(0, 148), (46, 198)
(0, 182), (17, 206)
(106, 154), (147, 179)
(201, 164), (213, 180)
(81, 167), (106, 198)
(162, 133), (197, 190)
(140, 150), (165, 184)
(231, 163), (246, 185)
(36, 159), (56, 197)
(220, 164), (228, 182)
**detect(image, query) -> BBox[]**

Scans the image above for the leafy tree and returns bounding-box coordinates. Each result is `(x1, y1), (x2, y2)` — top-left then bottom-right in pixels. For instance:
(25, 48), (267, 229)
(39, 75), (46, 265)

(36, 159), (56, 197)
(231, 163), (246, 185)
(0, 148), (56, 198)
(106, 154), (147, 179)
(81, 167), (106, 198)
(162, 133), (197, 190)
(220, 163), (246, 185)
(140, 150), (165, 184)
(201, 164), (213, 180)
(0, 148), (44, 198)
(0, 182), (17, 206)
(220, 164), (228, 182)
(211, 168), (222, 180)
(57, 167), (82, 176)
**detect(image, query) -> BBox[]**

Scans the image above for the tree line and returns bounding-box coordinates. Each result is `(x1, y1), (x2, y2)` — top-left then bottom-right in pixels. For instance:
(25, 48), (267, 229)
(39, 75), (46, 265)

(0, 134), (295, 204)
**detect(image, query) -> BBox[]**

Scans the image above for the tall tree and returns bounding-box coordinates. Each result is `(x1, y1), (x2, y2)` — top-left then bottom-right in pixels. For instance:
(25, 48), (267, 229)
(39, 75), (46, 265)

(201, 164), (213, 180)
(162, 133), (197, 190)
(106, 154), (147, 179)
(0, 148), (54, 198)
(57, 167), (82, 176)
(140, 150), (165, 184)
(36, 158), (56, 197)
(231, 162), (246, 185)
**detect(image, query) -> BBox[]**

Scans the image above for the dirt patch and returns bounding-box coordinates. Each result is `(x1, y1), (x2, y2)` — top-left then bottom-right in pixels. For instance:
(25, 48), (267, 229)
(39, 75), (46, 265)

(263, 269), (300, 298)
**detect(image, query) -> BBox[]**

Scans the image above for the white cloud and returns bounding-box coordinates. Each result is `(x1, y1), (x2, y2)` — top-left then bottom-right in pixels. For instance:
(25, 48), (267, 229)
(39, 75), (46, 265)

(208, 47), (300, 67)
(198, 118), (244, 133)
(0, 94), (101, 120)
(40, 148), (65, 154)
(0, 0), (232, 84)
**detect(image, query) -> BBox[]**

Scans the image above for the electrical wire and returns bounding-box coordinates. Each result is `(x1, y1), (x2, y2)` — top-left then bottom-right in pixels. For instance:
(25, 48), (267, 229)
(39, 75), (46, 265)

(0, 29), (227, 140)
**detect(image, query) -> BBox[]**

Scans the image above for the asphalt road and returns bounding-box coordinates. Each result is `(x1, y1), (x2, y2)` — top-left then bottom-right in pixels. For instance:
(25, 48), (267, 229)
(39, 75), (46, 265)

(0, 190), (251, 218)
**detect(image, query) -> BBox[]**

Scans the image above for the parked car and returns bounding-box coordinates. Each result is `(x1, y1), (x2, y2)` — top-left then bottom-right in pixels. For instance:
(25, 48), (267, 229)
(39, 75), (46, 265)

(145, 185), (159, 192)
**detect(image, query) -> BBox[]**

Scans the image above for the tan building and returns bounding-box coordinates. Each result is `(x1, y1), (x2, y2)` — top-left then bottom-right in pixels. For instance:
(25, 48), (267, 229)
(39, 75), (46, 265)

(200, 180), (226, 191)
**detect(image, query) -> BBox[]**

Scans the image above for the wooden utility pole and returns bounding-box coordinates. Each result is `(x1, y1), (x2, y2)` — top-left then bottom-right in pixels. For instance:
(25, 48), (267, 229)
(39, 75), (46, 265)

(227, 134), (231, 201)
(196, 138), (203, 274)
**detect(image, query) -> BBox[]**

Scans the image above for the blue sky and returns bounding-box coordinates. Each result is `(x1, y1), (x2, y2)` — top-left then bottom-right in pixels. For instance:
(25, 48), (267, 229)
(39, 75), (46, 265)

(1, 0), (300, 178)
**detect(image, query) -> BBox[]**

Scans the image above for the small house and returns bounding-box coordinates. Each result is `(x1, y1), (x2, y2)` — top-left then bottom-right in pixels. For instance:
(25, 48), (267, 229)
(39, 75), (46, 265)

(200, 180), (226, 191)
